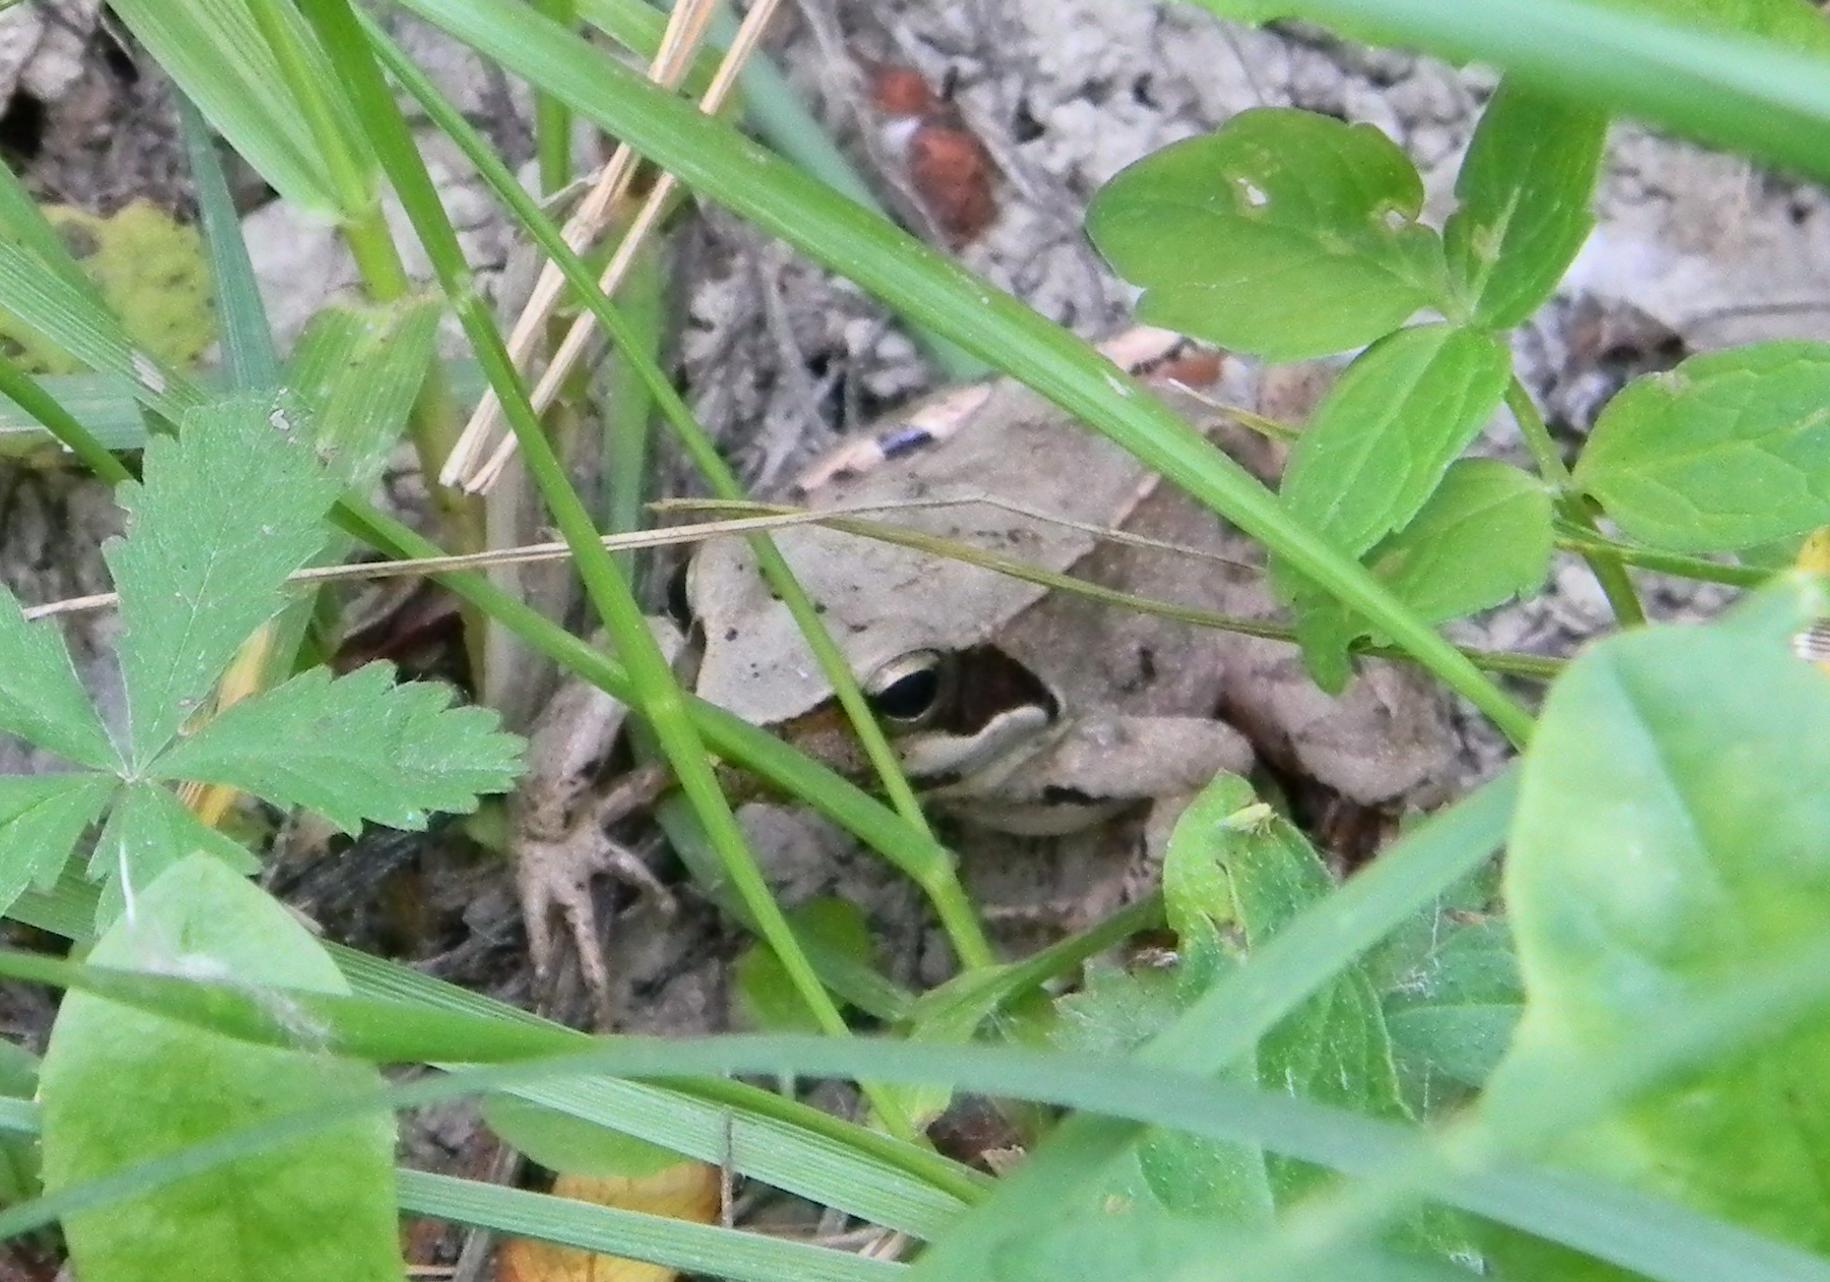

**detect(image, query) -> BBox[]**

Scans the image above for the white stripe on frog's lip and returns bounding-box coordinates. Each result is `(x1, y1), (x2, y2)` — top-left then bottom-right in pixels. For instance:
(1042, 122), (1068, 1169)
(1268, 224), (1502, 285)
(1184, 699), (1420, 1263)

(789, 326), (1216, 497)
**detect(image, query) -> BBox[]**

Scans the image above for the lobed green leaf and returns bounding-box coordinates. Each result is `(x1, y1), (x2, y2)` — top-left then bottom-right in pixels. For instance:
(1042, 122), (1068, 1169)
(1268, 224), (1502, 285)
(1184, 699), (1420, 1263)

(86, 783), (257, 929)
(0, 590), (117, 771)
(0, 775), (115, 919)
(151, 662), (521, 833)
(107, 395), (341, 770)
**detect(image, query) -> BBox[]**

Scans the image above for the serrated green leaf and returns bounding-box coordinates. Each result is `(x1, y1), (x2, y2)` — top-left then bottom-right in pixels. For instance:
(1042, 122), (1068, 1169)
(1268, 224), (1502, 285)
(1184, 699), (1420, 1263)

(1280, 326), (1513, 570)
(1489, 615), (1830, 1277)
(39, 854), (401, 1282)
(1444, 80), (1607, 327)
(150, 662), (521, 833)
(0, 590), (117, 770)
(87, 783), (259, 929)
(1298, 459), (1554, 688)
(107, 396), (340, 770)
(0, 775), (115, 918)
(1087, 108), (1446, 361)
(1574, 342), (1830, 552)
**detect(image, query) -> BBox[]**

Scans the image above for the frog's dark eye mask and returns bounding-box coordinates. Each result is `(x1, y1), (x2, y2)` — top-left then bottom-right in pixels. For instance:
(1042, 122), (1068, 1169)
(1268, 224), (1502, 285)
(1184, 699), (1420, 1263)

(866, 645), (1060, 783)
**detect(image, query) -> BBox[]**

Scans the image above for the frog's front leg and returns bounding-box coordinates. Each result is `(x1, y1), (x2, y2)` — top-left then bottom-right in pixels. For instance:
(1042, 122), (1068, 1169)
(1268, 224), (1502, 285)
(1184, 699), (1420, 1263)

(939, 713), (1254, 836)
(510, 622), (684, 1025)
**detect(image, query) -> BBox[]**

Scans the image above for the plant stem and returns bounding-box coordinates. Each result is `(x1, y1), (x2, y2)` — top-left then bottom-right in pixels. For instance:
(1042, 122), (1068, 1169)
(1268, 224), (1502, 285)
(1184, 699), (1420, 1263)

(0, 355), (133, 485)
(1555, 532), (1768, 588)
(248, 0), (482, 560)
(532, 0), (578, 195)
(1505, 376), (1645, 625)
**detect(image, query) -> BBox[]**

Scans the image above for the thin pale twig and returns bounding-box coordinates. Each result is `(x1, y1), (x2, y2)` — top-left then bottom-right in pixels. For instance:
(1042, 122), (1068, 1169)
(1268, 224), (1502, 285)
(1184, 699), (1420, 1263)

(462, 0), (788, 493)
(439, 0), (722, 484)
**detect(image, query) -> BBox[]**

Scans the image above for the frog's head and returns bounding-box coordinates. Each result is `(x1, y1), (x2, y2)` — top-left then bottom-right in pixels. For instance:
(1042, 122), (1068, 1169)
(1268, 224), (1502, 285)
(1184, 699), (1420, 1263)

(683, 515), (1068, 791)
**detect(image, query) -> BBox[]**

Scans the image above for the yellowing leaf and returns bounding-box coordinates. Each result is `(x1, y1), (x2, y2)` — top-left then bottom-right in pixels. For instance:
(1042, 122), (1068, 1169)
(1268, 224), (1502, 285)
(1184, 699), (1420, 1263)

(0, 202), (213, 376)
(498, 1163), (720, 1282)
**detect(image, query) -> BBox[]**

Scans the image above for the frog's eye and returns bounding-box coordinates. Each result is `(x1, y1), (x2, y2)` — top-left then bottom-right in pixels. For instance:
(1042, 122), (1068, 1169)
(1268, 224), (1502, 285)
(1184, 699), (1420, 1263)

(867, 650), (954, 726)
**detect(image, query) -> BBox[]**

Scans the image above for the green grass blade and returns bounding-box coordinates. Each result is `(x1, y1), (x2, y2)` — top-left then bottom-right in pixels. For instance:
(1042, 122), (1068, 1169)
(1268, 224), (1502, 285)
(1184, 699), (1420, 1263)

(383, 0), (1534, 744)
(1265, 0), (1830, 186)
(176, 90), (281, 391)
(397, 1170), (902, 1282)
(105, 0), (345, 215)
(4, 1003), (1828, 1282)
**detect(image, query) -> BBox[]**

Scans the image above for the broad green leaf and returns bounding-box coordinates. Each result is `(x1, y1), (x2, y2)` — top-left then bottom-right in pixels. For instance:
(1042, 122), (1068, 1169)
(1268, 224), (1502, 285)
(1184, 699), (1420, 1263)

(104, 0), (356, 217)
(1602, 0), (1830, 47)
(0, 590), (117, 770)
(107, 395), (340, 770)
(1000, 1208), (1483, 1282)
(1060, 775), (1460, 1253)
(482, 1094), (688, 1180)
(1489, 616), (1830, 1276)
(150, 661), (521, 833)
(1444, 80), (1607, 328)
(1382, 916), (1522, 1116)
(0, 775), (115, 917)
(1298, 459), (1554, 688)
(735, 898), (878, 1034)
(1574, 342), (1830, 552)
(1087, 108), (1446, 361)
(1052, 960), (1276, 1223)
(39, 854), (400, 1282)
(1279, 326), (1513, 570)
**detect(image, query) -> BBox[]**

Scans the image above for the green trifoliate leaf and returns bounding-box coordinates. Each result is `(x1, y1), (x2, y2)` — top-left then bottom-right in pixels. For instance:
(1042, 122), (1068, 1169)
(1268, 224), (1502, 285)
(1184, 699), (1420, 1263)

(1574, 342), (1830, 552)
(1489, 607), (1830, 1276)
(0, 589), (117, 770)
(88, 782), (258, 929)
(1087, 108), (1446, 360)
(1297, 459), (1554, 689)
(107, 395), (341, 770)
(0, 774), (115, 918)
(150, 661), (522, 833)
(1444, 79), (1608, 328)
(40, 854), (402, 1282)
